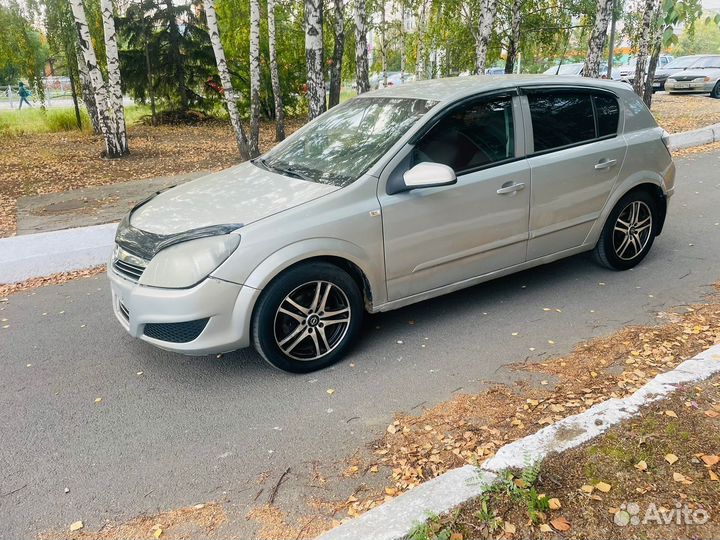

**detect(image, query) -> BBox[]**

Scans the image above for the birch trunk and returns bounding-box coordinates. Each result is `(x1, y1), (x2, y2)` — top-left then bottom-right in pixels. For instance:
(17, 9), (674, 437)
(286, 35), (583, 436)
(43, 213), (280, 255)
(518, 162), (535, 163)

(329, 0), (345, 108)
(76, 47), (101, 134)
(415, 0), (427, 80)
(305, 0), (326, 118)
(642, 11), (663, 107)
(144, 43), (157, 126)
(354, 0), (370, 93)
(100, 0), (129, 155)
(70, 0), (125, 158)
(399, 2), (406, 83)
(474, 0), (497, 74)
(583, 0), (613, 78)
(268, 0), (286, 139)
(504, 0), (521, 74)
(380, 3), (387, 87)
(205, 0), (252, 160)
(249, 0), (261, 156)
(633, 0), (658, 96)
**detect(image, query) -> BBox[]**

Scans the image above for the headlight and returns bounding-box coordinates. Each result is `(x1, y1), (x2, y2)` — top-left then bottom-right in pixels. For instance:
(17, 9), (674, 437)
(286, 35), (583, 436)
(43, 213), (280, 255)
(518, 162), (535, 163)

(693, 77), (710, 82)
(138, 234), (240, 288)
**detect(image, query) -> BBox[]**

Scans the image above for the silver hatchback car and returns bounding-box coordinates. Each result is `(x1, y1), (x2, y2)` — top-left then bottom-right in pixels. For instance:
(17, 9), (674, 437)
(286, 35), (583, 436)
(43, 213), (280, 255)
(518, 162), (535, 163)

(109, 75), (675, 372)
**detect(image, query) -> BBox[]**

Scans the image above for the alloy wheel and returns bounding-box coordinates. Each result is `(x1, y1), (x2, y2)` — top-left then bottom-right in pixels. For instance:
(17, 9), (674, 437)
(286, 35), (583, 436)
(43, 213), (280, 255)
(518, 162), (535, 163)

(273, 280), (351, 361)
(612, 200), (653, 261)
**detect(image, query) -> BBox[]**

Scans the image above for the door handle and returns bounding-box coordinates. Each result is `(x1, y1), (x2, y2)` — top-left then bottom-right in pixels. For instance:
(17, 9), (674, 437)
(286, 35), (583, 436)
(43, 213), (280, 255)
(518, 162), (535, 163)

(496, 182), (526, 195)
(594, 158), (618, 170)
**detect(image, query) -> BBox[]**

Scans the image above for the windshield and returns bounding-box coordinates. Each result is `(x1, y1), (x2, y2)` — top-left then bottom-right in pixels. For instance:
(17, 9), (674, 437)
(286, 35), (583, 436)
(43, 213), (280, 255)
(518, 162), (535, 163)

(259, 97), (437, 187)
(691, 56), (720, 69)
(666, 56), (699, 69)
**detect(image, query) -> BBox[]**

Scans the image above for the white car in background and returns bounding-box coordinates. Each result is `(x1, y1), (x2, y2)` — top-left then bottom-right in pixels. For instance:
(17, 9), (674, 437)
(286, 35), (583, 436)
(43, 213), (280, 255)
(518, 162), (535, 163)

(665, 55), (720, 97)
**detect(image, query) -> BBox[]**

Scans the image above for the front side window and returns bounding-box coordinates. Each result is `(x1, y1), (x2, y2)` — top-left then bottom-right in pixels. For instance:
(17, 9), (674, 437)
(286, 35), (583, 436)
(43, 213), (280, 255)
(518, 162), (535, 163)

(412, 96), (515, 174)
(260, 97), (437, 187)
(528, 92), (595, 152)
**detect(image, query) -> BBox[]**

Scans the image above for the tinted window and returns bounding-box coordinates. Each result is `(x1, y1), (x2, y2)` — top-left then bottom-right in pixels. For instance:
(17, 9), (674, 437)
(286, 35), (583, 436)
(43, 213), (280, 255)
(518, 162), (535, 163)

(413, 96), (514, 173)
(594, 94), (619, 137)
(528, 92), (595, 152)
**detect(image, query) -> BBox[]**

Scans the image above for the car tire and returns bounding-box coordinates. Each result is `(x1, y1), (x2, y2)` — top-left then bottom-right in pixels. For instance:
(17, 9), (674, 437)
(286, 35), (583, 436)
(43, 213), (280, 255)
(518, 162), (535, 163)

(711, 82), (720, 99)
(593, 190), (658, 271)
(252, 262), (364, 373)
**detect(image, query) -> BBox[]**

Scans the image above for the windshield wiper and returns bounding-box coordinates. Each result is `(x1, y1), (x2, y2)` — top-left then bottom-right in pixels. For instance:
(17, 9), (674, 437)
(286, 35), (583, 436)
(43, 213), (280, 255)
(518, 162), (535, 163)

(268, 163), (313, 182)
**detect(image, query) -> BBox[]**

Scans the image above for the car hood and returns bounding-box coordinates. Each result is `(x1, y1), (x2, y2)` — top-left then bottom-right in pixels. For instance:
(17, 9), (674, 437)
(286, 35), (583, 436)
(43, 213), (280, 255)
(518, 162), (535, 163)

(669, 68), (720, 78)
(129, 161), (339, 235)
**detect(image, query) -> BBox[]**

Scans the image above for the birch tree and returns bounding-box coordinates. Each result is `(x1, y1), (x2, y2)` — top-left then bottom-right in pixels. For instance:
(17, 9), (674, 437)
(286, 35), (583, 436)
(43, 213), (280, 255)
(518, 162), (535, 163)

(329, 0), (345, 108)
(632, 0), (659, 96)
(399, 2), (406, 83)
(305, 0), (326, 118)
(100, 0), (129, 155)
(204, 0), (252, 160)
(354, 0), (370, 93)
(504, 0), (522, 73)
(415, 0), (427, 79)
(379, 2), (387, 87)
(249, 0), (261, 155)
(464, 0), (497, 74)
(69, 0), (126, 157)
(583, 0), (614, 78)
(76, 45), (101, 134)
(268, 0), (286, 139)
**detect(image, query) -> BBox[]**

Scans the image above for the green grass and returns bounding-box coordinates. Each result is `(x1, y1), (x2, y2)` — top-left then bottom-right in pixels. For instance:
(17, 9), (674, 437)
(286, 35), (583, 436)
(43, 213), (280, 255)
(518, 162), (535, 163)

(0, 104), (151, 136)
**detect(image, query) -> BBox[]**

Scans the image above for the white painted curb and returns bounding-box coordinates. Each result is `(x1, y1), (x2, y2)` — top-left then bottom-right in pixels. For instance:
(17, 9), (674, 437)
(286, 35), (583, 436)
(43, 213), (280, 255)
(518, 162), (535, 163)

(317, 343), (720, 540)
(667, 122), (720, 151)
(0, 223), (117, 284)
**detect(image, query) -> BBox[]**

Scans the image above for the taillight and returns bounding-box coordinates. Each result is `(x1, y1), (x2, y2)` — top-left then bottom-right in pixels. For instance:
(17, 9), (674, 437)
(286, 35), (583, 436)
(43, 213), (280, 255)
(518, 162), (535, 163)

(661, 129), (671, 149)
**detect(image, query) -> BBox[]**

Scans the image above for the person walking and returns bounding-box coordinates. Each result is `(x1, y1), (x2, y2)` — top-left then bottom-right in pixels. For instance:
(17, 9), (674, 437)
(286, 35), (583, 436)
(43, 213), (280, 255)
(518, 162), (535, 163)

(18, 82), (32, 109)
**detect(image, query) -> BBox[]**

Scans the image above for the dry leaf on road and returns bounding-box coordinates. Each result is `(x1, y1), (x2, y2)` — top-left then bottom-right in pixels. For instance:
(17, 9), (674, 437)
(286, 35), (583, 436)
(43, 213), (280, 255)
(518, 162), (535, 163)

(550, 516), (571, 531)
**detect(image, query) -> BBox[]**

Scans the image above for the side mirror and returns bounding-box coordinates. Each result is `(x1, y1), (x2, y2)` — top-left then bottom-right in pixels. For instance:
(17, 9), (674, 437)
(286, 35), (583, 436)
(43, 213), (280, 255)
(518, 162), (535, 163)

(402, 162), (457, 191)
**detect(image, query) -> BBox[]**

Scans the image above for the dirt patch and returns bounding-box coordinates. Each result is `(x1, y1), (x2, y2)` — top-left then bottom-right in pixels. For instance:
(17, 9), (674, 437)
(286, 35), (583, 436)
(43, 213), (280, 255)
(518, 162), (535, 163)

(38, 502), (227, 540)
(0, 119), (302, 238)
(673, 140), (720, 158)
(651, 93), (720, 134)
(423, 376), (720, 539)
(0, 266), (106, 298)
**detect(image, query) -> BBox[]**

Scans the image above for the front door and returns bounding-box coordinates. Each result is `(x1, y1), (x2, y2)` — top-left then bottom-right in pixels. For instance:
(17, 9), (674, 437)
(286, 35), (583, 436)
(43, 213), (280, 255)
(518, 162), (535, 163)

(378, 94), (531, 301)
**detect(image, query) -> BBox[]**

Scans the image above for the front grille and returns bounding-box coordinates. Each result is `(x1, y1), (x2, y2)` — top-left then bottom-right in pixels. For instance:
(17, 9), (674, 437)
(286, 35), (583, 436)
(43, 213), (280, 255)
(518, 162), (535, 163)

(119, 302), (130, 320)
(113, 259), (145, 282)
(143, 318), (209, 343)
(672, 75), (699, 82)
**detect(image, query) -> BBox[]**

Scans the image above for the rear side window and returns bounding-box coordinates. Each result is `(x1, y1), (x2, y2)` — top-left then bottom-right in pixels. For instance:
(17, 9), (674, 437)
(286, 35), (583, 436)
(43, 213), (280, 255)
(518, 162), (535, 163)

(528, 92), (595, 152)
(594, 94), (619, 137)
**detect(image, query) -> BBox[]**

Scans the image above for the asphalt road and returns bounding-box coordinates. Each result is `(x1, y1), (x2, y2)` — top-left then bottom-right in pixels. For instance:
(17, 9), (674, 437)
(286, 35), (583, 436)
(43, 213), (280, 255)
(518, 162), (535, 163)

(2, 149), (720, 538)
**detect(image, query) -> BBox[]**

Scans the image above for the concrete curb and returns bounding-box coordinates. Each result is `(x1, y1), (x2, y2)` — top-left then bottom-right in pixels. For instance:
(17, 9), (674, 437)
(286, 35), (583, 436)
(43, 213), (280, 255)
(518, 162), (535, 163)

(667, 122), (720, 151)
(1, 122), (719, 285)
(0, 223), (117, 283)
(316, 344), (720, 540)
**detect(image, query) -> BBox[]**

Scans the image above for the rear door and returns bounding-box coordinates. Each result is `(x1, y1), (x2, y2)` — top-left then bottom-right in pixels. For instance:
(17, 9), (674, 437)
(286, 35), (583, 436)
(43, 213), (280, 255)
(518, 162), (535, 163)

(523, 88), (626, 260)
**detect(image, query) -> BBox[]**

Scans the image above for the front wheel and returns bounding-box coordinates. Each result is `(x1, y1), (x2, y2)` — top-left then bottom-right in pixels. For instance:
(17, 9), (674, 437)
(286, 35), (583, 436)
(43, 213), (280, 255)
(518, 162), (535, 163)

(594, 191), (658, 270)
(711, 82), (720, 99)
(252, 262), (364, 373)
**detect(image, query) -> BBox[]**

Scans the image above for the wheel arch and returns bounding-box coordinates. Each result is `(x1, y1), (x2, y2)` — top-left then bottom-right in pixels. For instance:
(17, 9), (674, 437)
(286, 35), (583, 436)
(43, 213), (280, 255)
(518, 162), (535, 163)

(620, 182), (668, 235)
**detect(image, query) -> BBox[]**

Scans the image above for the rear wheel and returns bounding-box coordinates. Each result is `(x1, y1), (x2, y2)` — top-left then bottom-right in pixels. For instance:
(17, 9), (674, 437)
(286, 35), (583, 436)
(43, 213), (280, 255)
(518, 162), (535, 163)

(252, 262), (364, 373)
(594, 190), (658, 270)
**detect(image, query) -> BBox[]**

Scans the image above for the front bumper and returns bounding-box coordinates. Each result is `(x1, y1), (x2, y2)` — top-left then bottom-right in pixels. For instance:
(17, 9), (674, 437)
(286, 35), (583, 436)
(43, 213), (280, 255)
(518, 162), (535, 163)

(108, 266), (260, 355)
(665, 80), (714, 93)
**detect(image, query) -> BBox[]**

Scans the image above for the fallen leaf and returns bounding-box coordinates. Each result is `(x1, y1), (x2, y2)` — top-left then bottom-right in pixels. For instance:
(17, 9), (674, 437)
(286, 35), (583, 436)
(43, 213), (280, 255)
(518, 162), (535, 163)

(548, 497), (561, 510)
(635, 460), (648, 471)
(665, 453), (679, 465)
(504, 522), (516, 534)
(672, 472), (693, 484)
(705, 410), (720, 418)
(539, 523), (552, 532)
(386, 424), (397, 434)
(580, 484), (594, 493)
(709, 470), (719, 481)
(327, 388), (335, 395)
(450, 533), (463, 540)
(700, 454), (719, 466)
(595, 481), (612, 493)
(69, 521), (83, 532)
(550, 516), (571, 531)
(94, 397), (102, 404)
(384, 487), (397, 496)
(665, 410), (678, 418)
(153, 527), (163, 539)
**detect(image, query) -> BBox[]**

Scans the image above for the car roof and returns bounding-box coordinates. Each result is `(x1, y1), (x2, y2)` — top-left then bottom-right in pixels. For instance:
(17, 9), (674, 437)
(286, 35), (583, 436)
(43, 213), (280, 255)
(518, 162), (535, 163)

(359, 74), (629, 103)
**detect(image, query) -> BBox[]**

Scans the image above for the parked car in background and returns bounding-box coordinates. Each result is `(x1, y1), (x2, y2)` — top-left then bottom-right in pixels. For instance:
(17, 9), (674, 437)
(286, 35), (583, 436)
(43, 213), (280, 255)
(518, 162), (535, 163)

(665, 55), (720, 97)
(613, 55), (674, 85)
(371, 72), (416, 89)
(109, 75), (675, 373)
(543, 62), (608, 76)
(486, 67), (506, 75)
(652, 55), (704, 90)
